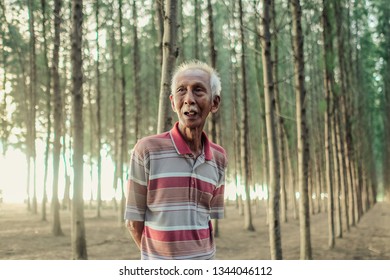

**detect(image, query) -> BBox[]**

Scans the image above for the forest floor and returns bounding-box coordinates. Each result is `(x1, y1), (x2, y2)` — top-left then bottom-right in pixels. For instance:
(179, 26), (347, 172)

(0, 200), (389, 260)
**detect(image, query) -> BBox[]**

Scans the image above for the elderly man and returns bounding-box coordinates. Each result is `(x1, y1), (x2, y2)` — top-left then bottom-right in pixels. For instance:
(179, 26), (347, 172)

(125, 60), (227, 260)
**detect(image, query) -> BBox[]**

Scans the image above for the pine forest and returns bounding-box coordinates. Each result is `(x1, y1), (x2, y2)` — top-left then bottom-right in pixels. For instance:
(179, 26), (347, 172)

(0, 0), (389, 261)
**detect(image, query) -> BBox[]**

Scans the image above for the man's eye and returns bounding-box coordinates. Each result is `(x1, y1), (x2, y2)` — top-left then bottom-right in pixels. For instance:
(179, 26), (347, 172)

(177, 87), (185, 93)
(194, 87), (204, 92)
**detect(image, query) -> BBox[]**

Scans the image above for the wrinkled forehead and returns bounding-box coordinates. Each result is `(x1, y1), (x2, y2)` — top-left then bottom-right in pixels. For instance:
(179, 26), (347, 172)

(174, 68), (210, 85)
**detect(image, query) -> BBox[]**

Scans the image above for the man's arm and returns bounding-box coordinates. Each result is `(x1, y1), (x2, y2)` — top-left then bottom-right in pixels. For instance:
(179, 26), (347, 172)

(126, 220), (144, 250)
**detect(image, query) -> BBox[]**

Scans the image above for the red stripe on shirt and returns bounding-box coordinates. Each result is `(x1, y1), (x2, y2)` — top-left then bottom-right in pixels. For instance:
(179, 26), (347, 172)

(149, 176), (215, 193)
(144, 226), (210, 242)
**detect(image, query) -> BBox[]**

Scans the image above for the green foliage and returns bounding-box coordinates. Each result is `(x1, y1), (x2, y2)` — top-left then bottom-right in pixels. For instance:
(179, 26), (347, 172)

(0, 0), (387, 196)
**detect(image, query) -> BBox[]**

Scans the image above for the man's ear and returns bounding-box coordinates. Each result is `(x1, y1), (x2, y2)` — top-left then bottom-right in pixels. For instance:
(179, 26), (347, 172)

(211, 95), (221, 113)
(169, 95), (176, 112)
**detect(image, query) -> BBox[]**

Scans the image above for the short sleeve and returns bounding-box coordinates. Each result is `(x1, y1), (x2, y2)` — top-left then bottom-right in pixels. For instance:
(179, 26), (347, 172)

(210, 165), (226, 219)
(124, 145), (149, 221)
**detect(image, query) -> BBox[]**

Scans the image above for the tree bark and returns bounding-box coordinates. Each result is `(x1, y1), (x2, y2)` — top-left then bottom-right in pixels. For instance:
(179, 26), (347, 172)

(0, 22), (10, 154)
(40, 0), (51, 222)
(109, 11), (119, 209)
(383, 0), (390, 201)
(238, 0), (255, 232)
(71, 0), (87, 259)
(290, 0), (312, 259)
(133, 0), (142, 141)
(333, 0), (356, 228)
(331, 107), (342, 238)
(260, 0), (282, 260)
(60, 50), (71, 211)
(157, 0), (178, 133)
(335, 109), (349, 232)
(118, 0), (127, 226)
(155, 0), (164, 67)
(271, 0), (287, 224)
(27, 0), (37, 215)
(207, 0), (220, 145)
(322, 0), (335, 249)
(193, 0), (200, 60)
(51, 0), (64, 236)
(95, 0), (102, 218)
(206, 0), (221, 237)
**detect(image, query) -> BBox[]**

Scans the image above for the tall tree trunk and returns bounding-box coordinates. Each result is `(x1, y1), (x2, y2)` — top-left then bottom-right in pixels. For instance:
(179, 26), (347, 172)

(207, 0), (220, 144)
(332, 94), (349, 231)
(151, 0), (163, 133)
(51, 0), (64, 236)
(231, 57), (240, 212)
(71, 0), (87, 259)
(335, 109), (349, 232)
(118, 0), (127, 225)
(86, 47), (94, 210)
(271, 0), (287, 224)
(95, 0), (102, 218)
(254, 17), (270, 224)
(133, 0), (141, 141)
(333, 0), (356, 228)
(193, 0), (200, 59)
(308, 167), (314, 215)
(290, 0), (312, 260)
(207, 0), (220, 237)
(61, 134), (71, 211)
(322, 0), (335, 248)
(313, 59), (326, 214)
(227, 4), (243, 215)
(353, 162), (362, 221)
(260, 0), (282, 260)
(382, 0), (390, 201)
(61, 51), (71, 211)
(284, 131), (296, 219)
(40, 0), (51, 222)
(307, 42), (324, 215)
(348, 1), (360, 226)
(155, 0), (164, 68)
(331, 107), (342, 238)
(109, 15), (119, 210)
(157, 0), (178, 133)
(26, 156), (31, 211)
(27, 0), (37, 215)
(315, 149), (324, 213)
(178, 0), (186, 63)
(0, 26), (9, 155)
(238, 0), (255, 232)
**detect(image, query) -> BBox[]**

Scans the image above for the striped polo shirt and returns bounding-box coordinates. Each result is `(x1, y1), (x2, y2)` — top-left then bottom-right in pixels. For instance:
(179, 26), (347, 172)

(125, 122), (227, 260)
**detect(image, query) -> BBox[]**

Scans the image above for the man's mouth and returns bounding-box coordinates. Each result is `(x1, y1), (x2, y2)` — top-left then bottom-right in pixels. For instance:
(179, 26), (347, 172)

(184, 111), (197, 116)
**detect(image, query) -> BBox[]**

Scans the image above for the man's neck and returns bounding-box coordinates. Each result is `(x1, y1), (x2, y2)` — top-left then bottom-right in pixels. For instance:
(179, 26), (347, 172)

(178, 124), (203, 157)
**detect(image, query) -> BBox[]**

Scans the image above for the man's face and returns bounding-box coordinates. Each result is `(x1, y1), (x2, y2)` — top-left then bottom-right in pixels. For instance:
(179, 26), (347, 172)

(170, 69), (220, 131)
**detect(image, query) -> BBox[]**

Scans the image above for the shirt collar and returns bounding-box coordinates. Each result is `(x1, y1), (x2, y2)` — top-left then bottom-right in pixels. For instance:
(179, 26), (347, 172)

(170, 122), (213, 161)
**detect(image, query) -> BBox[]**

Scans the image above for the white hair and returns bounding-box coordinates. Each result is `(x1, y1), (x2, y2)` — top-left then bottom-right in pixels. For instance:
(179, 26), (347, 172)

(171, 60), (222, 98)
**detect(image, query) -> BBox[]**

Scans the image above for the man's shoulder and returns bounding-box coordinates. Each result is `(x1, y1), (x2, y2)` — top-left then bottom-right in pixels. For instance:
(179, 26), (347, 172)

(139, 131), (171, 143)
(209, 142), (227, 166)
(209, 142), (226, 155)
(133, 131), (173, 153)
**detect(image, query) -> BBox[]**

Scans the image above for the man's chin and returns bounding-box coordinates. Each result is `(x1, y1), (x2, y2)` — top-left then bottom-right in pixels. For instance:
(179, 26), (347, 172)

(178, 120), (205, 130)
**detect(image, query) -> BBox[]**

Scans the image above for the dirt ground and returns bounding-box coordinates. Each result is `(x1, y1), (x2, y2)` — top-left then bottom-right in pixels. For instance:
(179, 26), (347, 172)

(0, 201), (389, 260)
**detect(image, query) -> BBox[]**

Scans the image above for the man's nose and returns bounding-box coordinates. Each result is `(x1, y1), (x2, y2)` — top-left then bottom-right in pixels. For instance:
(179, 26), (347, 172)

(184, 89), (195, 104)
